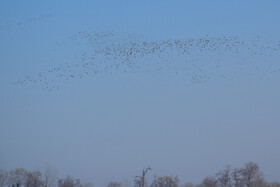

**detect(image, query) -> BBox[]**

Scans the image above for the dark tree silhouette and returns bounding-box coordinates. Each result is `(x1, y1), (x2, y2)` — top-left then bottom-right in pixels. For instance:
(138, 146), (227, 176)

(134, 167), (152, 187)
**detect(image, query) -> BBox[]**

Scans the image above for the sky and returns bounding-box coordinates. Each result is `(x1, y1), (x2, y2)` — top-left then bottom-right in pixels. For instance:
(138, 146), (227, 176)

(1, 1), (280, 186)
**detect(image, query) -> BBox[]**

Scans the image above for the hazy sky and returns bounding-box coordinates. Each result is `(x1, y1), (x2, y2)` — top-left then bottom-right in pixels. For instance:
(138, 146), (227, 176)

(1, 1), (280, 186)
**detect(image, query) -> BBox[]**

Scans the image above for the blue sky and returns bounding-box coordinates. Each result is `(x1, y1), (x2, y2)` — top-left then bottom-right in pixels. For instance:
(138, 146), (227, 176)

(1, 1), (280, 186)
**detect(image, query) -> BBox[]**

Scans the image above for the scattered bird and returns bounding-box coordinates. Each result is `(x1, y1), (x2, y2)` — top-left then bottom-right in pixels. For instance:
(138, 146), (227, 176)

(0, 13), (54, 32)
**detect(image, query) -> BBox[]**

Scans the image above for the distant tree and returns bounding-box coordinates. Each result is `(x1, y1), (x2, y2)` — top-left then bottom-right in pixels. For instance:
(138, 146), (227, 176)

(82, 183), (95, 187)
(134, 167), (152, 187)
(240, 162), (264, 187)
(134, 178), (142, 187)
(150, 175), (179, 187)
(0, 169), (8, 187)
(107, 181), (122, 187)
(231, 168), (243, 187)
(182, 182), (195, 187)
(267, 182), (280, 187)
(201, 177), (217, 187)
(8, 168), (28, 187)
(43, 164), (57, 187)
(216, 166), (232, 187)
(26, 170), (44, 187)
(58, 176), (81, 187)
(122, 179), (130, 187)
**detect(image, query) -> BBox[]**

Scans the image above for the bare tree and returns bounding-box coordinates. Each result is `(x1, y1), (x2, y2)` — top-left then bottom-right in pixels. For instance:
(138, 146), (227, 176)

(216, 166), (232, 187)
(267, 182), (280, 187)
(44, 164), (57, 187)
(107, 181), (122, 187)
(231, 168), (243, 187)
(134, 167), (152, 187)
(122, 179), (130, 187)
(0, 169), (8, 187)
(201, 177), (217, 187)
(8, 168), (28, 187)
(150, 175), (179, 187)
(26, 170), (44, 187)
(82, 183), (95, 187)
(181, 182), (194, 187)
(240, 162), (263, 187)
(58, 176), (81, 187)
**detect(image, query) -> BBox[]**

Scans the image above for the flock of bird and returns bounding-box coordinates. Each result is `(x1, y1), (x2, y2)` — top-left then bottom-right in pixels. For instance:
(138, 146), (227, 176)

(14, 31), (280, 91)
(0, 13), (53, 32)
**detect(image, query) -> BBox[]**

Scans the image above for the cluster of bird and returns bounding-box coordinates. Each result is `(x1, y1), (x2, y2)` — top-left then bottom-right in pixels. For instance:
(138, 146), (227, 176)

(14, 31), (280, 91)
(0, 13), (54, 32)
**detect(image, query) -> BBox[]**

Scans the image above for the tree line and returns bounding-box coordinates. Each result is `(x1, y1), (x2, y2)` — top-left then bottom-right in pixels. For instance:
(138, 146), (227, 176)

(0, 162), (279, 187)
